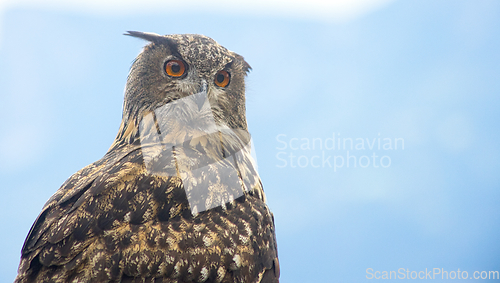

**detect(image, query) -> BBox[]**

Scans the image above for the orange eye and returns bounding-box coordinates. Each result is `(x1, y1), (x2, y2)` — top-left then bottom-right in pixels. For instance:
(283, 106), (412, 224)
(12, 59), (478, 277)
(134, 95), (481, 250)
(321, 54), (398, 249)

(214, 70), (230, 87)
(165, 60), (186, 77)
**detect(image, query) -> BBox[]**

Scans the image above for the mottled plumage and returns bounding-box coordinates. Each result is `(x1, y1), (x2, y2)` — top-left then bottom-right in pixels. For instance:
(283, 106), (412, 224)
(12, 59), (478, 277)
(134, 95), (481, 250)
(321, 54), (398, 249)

(15, 32), (279, 283)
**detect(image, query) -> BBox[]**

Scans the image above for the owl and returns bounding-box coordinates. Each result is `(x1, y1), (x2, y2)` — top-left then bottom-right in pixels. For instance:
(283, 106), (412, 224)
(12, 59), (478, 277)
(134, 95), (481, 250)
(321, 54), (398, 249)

(15, 31), (279, 283)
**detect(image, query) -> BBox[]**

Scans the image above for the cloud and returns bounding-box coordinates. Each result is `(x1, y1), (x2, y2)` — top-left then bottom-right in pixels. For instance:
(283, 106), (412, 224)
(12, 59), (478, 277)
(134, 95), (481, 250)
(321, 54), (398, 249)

(0, 0), (396, 21)
(0, 0), (395, 49)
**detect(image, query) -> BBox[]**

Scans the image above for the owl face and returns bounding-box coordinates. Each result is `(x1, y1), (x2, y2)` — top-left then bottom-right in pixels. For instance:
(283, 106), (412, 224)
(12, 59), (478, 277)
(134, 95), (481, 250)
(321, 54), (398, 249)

(123, 32), (251, 131)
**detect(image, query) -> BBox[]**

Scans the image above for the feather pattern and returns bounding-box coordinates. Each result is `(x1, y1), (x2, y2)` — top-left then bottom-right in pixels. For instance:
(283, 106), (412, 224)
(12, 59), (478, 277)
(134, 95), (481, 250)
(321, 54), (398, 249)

(15, 32), (279, 283)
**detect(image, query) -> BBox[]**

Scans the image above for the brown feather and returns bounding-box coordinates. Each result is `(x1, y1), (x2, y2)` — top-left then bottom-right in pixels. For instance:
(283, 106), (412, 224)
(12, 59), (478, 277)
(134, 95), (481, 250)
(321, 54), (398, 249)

(15, 32), (279, 283)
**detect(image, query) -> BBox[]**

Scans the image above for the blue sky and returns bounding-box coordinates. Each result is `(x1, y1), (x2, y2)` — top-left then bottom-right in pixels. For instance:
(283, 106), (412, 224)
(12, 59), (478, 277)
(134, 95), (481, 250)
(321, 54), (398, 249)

(1, 0), (499, 282)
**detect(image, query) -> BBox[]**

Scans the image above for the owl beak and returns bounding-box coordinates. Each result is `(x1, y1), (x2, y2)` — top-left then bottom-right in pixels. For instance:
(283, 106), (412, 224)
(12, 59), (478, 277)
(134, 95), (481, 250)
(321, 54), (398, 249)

(198, 80), (207, 93)
(194, 80), (208, 111)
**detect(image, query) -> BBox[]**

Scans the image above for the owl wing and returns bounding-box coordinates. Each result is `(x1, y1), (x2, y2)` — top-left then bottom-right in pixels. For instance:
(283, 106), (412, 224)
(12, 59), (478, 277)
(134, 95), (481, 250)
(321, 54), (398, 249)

(16, 143), (279, 283)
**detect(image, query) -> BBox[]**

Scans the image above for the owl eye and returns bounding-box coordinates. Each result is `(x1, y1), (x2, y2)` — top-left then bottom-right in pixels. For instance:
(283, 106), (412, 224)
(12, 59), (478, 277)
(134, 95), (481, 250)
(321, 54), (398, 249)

(214, 70), (230, 88)
(165, 60), (187, 78)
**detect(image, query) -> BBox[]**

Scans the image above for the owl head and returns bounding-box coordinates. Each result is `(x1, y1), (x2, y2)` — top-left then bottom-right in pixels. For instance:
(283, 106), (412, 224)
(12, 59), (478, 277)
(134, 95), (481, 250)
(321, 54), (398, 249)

(118, 32), (251, 145)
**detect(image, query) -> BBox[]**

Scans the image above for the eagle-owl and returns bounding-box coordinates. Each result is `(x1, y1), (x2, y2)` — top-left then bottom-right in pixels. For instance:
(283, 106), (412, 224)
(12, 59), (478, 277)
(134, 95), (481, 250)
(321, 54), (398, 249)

(15, 32), (279, 283)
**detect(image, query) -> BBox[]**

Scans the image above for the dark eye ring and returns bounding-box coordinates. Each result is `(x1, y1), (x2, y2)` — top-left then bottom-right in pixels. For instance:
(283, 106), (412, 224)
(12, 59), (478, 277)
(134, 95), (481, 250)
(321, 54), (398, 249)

(165, 60), (187, 78)
(215, 70), (230, 87)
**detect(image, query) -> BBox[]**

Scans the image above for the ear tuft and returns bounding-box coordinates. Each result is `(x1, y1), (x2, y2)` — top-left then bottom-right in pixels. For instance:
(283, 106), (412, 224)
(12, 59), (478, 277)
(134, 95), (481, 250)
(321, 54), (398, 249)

(234, 54), (252, 74)
(124, 31), (164, 43)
